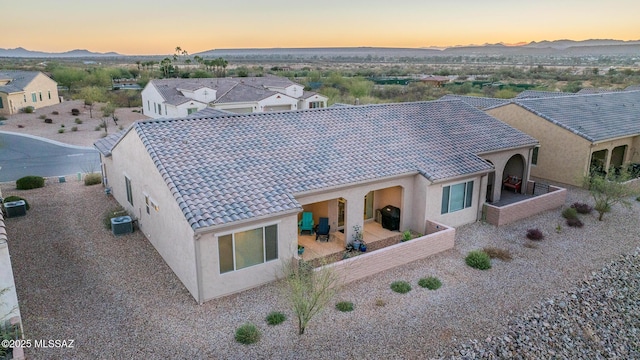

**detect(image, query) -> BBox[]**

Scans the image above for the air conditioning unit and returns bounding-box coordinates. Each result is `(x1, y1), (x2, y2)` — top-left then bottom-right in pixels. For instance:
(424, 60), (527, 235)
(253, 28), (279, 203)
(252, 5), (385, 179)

(4, 200), (27, 217)
(111, 216), (133, 236)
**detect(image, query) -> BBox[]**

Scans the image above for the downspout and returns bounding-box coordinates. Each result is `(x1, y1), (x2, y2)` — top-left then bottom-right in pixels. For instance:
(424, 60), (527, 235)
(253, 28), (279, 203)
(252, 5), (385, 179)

(194, 233), (204, 305)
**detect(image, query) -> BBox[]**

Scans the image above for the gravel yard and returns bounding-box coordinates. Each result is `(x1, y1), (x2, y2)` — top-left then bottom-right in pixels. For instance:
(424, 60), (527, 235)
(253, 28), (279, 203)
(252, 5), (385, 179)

(2, 179), (639, 359)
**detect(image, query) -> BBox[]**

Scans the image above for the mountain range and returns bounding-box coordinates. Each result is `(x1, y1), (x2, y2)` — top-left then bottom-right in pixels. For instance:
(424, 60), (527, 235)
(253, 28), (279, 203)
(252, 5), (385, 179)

(1, 39), (639, 59)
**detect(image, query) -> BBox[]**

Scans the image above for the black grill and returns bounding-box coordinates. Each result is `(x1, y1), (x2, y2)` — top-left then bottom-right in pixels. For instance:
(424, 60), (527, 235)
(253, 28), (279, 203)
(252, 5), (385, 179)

(380, 205), (400, 231)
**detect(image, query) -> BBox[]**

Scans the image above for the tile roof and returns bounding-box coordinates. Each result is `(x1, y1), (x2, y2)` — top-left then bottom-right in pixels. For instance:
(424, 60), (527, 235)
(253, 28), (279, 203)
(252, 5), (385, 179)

(514, 90), (640, 142)
(94, 128), (129, 156)
(213, 83), (282, 103)
(130, 100), (537, 230)
(439, 95), (510, 110)
(514, 90), (576, 99)
(0, 70), (41, 93)
(187, 107), (231, 118)
(576, 88), (623, 95)
(149, 76), (302, 106)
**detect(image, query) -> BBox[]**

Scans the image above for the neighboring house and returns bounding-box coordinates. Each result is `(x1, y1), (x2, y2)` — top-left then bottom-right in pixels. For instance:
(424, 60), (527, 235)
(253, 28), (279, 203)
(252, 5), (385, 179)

(141, 76), (328, 119)
(0, 70), (60, 116)
(487, 90), (640, 186)
(95, 100), (538, 303)
(418, 75), (450, 87)
(514, 90), (575, 99)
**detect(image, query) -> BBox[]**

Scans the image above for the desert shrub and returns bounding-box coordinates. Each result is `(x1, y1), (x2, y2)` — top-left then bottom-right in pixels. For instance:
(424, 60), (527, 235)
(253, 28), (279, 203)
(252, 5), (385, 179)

(390, 281), (412, 294)
(265, 311), (286, 325)
(483, 247), (513, 261)
(16, 176), (45, 190)
(571, 202), (593, 214)
(71, 126), (78, 132)
(58, 128), (65, 133)
(523, 242), (539, 249)
(375, 299), (386, 307)
(562, 207), (578, 219)
(71, 108), (80, 116)
(566, 218), (584, 228)
(637, 196), (640, 202)
(3, 196), (30, 210)
(94, 126), (101, 131)
(84, 173), (102, 186)
(60, 124), (65, 128)
(103, 206), (127, 229)
(235, 323), (260, 344)
(465, 250), (492, 270)
(0, 116), (6, 120)
(418, 276), (442, 290)
(75, 118), (83, 124)
(24, 106), (34, 113)
(38, 114), (46, 120)
(52, 111), (59, 115)
(335, 301), (354, 312)
(402, 230), (412, 242)
(526, 228), (544, 241)
(44, 118), (53, 124)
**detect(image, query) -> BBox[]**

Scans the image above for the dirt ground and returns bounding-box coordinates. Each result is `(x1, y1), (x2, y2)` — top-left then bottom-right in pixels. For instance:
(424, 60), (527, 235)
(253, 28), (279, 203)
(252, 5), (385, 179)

(0, 100), (148, 147)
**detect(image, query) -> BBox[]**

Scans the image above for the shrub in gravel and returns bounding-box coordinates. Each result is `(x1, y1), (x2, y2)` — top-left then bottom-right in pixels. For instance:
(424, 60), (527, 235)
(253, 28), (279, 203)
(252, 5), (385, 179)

(483, 247), (513, 261)
(235, 323), (260, 344)
(375, 299), (386, 307)
(566, 218), (584, 228)
(265, 311), (286, 325)
(24, 106), (34, 114)
(335, 301), (354, 312)
(390, 281), (412, 294)
(562, 207), (578, 220)
(58, 128), (65, 133)
(0, 116), (6, 121)
(418, 276), (442, 290)
(570, 202), (593, 214)
(3, 196), (30, 210)
(465, 250), (492, 270)
(16, 176), (45, 190)
(75, 118), (83, 124)
(52, 111), (59, 115)
(84, 173), (102, 186)
(71, 126), (78, 132)
(94, 126), (101, 131)
(38, 114), (46, 120)
(103, 206), (128, 229)
(526, 228), (544, 241)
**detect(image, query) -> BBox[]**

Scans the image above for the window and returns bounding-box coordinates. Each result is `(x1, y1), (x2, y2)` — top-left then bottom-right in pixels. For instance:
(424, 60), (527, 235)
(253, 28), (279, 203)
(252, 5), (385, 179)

(187, 107), (198, 114)
(39, 92), (42, 101)
(48, 90), (51, 100)
(441, 181), (474, 214)
(23, 94), (27, 102)
(0, 97), (3, 109)
(532, 147), (539, 166)
(157, 103), (162, 115)
(31, 93), (37, 102)
(309, 101), (324, 109)
(147, 100), (151, 111)
(218, 224), (278, 273)
(145, 194), (150, 214)
(125, 176), (133, 206)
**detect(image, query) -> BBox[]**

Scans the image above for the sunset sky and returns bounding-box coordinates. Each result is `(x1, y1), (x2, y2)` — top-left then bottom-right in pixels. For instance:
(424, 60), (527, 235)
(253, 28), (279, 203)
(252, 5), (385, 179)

(5, 0), (639, 55)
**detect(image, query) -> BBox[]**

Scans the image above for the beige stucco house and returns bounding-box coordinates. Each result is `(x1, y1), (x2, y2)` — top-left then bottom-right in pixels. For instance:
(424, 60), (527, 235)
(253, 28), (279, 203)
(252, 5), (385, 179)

(141, 76), (328, 119)
(0, 70), (60, 116)
(487, 90), (640, 186)
(95, 100), (538, 303)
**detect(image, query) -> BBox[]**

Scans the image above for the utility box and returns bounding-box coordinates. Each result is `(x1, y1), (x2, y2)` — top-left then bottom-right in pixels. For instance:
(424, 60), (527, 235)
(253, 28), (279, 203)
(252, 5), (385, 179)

(4, 200), (27, 218)
(111, 216), (133, 236)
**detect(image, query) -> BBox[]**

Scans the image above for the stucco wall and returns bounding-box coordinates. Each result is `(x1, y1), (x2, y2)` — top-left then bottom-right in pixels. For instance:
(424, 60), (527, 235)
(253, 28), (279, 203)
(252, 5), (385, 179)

(426, 174), (484, 228)
(109, 130), (199, 300)
(632, 137), (640, 163)
(488, 104), (591, 186)
(197, 215), (298, 301)
(0, 213), (21, 327)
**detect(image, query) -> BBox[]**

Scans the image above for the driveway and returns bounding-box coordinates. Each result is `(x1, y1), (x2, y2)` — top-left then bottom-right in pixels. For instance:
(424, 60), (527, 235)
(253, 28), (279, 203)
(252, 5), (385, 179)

(0, 132), (99, 182)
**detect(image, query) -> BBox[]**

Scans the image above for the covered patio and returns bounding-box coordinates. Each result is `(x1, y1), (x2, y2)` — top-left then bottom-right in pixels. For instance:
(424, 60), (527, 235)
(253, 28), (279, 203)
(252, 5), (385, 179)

(298, 221), (401, 262)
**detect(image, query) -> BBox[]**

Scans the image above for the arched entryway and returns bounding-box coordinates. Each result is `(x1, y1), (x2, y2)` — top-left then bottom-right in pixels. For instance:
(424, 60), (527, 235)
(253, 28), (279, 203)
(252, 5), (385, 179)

(503, 154), (525, 193)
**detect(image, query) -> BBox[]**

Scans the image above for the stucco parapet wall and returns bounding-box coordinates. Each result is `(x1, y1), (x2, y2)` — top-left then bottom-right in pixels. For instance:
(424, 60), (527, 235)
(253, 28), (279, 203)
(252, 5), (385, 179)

(484, 185), (567, 227)
(315, 222), (455, 284)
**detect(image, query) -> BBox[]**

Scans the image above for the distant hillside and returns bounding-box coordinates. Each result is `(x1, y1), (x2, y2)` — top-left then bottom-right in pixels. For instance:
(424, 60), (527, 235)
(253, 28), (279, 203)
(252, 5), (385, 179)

(0, 47), (122, 58)
(2, 39), (639, 59)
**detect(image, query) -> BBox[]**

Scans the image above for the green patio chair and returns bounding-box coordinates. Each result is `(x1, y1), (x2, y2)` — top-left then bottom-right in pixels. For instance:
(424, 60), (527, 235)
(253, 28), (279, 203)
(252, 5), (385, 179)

(298, 212), (314, 235)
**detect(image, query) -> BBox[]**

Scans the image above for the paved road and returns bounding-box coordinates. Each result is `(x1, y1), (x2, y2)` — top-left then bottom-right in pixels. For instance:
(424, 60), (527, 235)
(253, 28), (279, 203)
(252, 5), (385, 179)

(0, 132), (100, 182)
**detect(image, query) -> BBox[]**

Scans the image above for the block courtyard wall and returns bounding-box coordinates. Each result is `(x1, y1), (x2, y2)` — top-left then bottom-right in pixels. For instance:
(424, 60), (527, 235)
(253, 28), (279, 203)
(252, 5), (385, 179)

(316, 221), (455, 284)
(485, 185), (567, 226)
